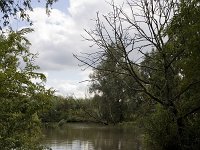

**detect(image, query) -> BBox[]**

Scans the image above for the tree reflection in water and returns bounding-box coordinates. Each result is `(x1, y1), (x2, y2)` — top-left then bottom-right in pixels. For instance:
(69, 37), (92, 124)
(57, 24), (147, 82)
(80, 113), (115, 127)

(42, 123), (142, 150)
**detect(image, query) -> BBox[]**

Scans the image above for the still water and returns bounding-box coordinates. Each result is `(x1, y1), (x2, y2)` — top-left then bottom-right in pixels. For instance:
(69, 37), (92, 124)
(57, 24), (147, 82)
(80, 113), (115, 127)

(42, 123), (142, 150)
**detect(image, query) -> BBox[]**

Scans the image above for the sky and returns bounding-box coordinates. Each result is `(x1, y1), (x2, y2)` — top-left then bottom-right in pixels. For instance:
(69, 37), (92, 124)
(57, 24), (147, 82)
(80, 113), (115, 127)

(24, 0), (124, 98)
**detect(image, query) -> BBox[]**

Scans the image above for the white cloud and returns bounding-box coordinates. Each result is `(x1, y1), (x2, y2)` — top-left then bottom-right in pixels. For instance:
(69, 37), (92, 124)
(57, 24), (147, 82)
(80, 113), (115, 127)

(26, 8), (81, 71)
(26, 0), (126, 98)
(46, 79), (90, 98)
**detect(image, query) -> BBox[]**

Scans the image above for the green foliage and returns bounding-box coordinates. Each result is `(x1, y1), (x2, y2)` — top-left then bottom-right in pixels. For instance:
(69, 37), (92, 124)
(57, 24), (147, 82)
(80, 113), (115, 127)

(141, 1), (200, 149)
(0, 29), (53, 149)
(168, 0), (200, 82)
(144, 107), (200, 150)
(0, 0), (58, 27)
(89, 46), (142, 124)
(0, 0), (56, 149)
(143, 105), (180, 150)
(40, 96), (88, 123)
(183, 114), (200, 149)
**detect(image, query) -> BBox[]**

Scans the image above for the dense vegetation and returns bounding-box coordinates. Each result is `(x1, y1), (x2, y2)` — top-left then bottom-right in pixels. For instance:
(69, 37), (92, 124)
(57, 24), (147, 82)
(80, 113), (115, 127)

(0, 29), (54, 149)
(1, 0), (200, 150)
(0, 1), (56, 149)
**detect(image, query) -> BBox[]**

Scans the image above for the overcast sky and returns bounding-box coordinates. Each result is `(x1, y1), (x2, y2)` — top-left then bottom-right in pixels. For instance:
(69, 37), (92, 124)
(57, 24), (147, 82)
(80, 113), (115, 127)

(23, 0), (124, 98)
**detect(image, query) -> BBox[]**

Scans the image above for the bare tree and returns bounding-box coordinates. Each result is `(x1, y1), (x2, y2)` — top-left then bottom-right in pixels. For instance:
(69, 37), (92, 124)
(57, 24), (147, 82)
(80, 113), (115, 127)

(74, 0), (200, 147)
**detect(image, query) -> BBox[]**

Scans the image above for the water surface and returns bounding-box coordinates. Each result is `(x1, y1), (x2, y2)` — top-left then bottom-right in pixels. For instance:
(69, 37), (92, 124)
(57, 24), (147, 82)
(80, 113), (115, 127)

(42, 123), (142, 150)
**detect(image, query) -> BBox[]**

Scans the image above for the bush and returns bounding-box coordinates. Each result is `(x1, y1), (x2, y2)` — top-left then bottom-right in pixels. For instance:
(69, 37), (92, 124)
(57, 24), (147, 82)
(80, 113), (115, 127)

(143, 105), (180, 150)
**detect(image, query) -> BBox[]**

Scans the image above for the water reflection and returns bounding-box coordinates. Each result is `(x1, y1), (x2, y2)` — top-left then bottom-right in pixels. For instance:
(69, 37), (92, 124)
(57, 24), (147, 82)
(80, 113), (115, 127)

(42, 123), (142, 150)
(47, 140), (93, 150)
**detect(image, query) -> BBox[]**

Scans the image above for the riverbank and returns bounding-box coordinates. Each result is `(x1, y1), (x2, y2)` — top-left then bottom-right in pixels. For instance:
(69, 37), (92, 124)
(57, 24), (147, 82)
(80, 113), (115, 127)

(42, 120), (140, 129)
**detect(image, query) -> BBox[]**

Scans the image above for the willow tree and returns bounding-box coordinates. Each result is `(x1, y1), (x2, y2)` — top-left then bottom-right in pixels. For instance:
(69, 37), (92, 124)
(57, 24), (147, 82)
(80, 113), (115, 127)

(89, 45), (141, 124)
(75, 0), (200, 149)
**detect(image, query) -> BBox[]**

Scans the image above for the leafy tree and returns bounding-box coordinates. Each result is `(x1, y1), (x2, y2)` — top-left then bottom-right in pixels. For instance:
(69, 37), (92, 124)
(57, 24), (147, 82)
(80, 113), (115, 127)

(0, 29), (53, 149)
(0, 0), (56, 149)
(165, 0), (200, 148)
(89, 45), (142, 124)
